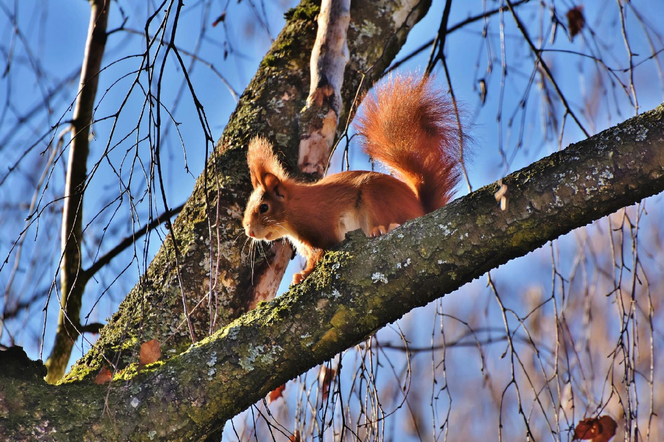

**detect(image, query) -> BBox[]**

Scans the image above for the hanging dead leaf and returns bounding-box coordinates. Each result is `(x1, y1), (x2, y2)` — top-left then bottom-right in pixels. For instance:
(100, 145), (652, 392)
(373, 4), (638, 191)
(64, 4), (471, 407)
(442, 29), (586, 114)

(289, 430), (301, 442)
(94, 366), (112, 385)
(139, 339), (161, 368)
(478, 78), (487, 104)
(574, 415), (617, 442)
(267, 383), (286, 404)
(566, 6), (585, 40)
(318, 366), (336, 401)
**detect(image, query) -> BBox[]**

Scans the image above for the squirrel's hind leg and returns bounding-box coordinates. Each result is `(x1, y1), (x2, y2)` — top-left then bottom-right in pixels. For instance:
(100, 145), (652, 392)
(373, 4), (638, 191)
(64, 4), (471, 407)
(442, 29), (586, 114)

(368, 223), (401, 237)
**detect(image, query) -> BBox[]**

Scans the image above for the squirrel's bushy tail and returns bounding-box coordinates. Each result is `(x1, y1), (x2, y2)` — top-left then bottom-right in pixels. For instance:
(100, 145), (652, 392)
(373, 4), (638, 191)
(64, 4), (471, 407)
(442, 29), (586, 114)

(355, 74), (463, 213)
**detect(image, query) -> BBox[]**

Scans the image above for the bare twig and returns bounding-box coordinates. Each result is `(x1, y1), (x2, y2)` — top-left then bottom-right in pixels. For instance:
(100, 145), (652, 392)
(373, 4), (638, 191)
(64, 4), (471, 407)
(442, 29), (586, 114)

(82, 203), (184, 281)
(504, 0), (590, 137)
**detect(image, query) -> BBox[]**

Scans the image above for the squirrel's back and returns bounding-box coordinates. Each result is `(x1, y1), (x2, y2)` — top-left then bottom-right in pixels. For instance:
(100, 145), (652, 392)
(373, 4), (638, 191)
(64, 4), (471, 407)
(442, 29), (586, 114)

(355, 74), (463, 213)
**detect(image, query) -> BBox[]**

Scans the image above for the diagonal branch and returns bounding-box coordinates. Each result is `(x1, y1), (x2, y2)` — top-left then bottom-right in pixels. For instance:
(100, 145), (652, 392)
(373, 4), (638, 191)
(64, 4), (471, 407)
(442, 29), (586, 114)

(81, 203), (185, 281)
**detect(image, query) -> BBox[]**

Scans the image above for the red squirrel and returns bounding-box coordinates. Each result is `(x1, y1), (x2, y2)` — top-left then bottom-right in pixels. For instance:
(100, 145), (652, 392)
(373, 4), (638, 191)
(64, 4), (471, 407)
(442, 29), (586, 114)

(243, 74), (462, 284)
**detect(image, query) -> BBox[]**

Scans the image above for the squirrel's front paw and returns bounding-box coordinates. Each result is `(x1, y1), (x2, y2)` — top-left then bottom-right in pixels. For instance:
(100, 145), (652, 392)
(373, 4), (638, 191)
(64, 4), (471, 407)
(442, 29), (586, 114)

(369, 223), (401, 237)
(292, 270), (310, 285)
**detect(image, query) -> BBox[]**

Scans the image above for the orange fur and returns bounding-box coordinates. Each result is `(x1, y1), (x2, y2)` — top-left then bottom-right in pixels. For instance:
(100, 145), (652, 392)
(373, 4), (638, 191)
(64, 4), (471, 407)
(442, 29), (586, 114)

(355, 74), (461, 212)
(243, 74), (463, 284)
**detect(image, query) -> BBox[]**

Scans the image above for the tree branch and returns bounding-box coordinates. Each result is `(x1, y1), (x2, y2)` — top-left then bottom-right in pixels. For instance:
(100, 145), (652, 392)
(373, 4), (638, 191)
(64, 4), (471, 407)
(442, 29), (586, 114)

(45, 0), (109, 383)
(505, 0), (590, 137)
(81, 203), (185, 281)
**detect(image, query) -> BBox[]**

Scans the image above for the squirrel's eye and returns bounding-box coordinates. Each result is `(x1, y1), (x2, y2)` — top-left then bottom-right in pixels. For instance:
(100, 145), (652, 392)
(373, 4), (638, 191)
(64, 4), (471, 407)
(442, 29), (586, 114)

(259, 203), (269, 214)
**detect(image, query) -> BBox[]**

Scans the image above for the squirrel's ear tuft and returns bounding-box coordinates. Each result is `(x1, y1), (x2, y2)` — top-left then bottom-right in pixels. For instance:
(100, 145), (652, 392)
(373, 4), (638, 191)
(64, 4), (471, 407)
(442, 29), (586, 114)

(247, 137), (289, 189)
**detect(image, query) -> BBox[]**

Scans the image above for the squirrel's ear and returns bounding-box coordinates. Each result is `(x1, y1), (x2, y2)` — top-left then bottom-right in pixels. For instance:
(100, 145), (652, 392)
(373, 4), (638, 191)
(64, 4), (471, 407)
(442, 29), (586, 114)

(247, 136), (288, 190)
(263, 173), (287, 200)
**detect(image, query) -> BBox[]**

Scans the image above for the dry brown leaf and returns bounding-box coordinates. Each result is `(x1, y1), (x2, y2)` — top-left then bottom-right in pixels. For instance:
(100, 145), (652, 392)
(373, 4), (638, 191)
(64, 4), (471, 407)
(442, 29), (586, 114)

(289, 430), (301, 442)
(267, 383), (286, 404)
(566, 6), (585, 39)
(94, 366), (112, 385)
(319, 366), (336, 401)
(574, 415), (617, 442)
(139, 339), (161, 367)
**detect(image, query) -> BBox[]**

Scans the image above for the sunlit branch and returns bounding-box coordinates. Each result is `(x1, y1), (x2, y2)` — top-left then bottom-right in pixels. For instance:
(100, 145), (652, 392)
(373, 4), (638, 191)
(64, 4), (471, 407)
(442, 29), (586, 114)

(45, 0), (110, 384)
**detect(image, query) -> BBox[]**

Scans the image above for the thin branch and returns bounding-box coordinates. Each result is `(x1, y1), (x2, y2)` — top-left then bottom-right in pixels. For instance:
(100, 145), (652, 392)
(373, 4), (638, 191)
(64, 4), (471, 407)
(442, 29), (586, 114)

(425, 0), (453, 75)
(505, 0), (590, 137)
(82, 203), (185, 281)
(154, 0), (198, 344)
(45, 0), (110, 384)
(388, 0), (531, 74)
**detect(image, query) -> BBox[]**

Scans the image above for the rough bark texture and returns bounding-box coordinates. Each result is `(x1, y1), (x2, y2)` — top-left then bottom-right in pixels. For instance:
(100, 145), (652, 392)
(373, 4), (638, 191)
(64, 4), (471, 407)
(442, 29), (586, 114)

(2, 101), (663, 442)
(62, 0), (432, 381)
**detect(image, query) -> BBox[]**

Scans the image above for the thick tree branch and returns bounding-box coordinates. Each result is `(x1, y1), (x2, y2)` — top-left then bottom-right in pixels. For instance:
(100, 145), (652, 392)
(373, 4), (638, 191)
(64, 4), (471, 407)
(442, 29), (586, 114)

(3, 101), (662, 441)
